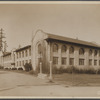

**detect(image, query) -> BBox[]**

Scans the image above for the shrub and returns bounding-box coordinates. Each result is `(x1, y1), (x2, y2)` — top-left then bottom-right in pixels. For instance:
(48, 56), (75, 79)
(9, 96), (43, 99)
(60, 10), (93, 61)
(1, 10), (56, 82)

(52, 65), (98, 74)
(12, 67), (17, 70)
(5, 68), (8, 70)
(28, 70), (38, 75)
(52, 66), (67, 74)
(96, 68), (100, 74)
(66, 66), (96, 74)
(24, 62), (32, 72)
(0, 66), (4, 69)
(18, 67), (23, 70)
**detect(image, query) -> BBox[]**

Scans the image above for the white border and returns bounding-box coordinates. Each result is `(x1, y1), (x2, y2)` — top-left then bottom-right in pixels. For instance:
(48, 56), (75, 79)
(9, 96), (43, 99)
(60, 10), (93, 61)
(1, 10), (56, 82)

(0, 1), (100, 4)
(0, 1), (100, 98)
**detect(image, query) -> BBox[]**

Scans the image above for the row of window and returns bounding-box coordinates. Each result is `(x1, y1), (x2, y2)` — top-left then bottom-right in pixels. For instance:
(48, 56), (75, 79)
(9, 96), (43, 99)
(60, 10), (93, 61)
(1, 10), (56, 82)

(4, 55), (11, 61)
(52, 43), (100, 56)
(53, 57), (100, 66)
(17, 48), (31, 59)
(16, 59), (31, 66)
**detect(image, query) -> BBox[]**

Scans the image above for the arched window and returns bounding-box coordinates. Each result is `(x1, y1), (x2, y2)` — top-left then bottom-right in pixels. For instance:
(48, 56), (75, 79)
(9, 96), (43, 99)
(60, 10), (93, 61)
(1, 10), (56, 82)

(94, 50), (97, 56)
(22, 51), (24, 57)
(61, 45), (67, 53)
(79, 48), (84, 55)
(89, 49), (92, 56)
(99, 50), (100, 57)
(69, 46), (74, 54)
(53, 43), (58, 52)
(25, 50), (27, 57)
(38, 44), (42, 54)
(29, 48), (31, 56)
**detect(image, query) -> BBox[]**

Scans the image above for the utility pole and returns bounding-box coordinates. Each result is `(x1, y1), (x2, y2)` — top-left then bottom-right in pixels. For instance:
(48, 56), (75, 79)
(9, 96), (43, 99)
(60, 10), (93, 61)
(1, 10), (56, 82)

(0, 28), (6, 53)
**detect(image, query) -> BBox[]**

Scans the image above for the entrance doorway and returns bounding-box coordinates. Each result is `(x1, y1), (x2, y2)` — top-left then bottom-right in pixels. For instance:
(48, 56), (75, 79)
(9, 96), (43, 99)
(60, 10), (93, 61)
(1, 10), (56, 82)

(37, 44), (42, 72)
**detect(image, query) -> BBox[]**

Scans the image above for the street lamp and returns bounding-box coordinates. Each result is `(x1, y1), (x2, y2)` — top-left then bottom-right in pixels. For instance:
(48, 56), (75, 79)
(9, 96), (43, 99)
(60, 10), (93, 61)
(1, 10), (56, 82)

(49, 61), (53, 82)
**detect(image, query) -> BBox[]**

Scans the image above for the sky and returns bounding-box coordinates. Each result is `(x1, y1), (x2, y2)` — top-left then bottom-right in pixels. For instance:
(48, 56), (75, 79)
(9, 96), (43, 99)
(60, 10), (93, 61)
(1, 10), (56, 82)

(0, 2), (100, 51)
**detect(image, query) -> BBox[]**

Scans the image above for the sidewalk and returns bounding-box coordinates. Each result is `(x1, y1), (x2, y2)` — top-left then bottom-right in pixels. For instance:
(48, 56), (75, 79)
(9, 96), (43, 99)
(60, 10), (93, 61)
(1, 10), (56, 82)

(0, 70), (58, 91)
(1, 70), (100, 97)
(0, 85), (100, 97)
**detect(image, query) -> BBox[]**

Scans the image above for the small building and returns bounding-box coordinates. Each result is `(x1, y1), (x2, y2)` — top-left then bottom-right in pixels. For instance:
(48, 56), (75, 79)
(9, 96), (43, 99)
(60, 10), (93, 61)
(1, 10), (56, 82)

(3, 52), (12, 69)
(31, 30), (100, 73)
(15, 45), (31, 70)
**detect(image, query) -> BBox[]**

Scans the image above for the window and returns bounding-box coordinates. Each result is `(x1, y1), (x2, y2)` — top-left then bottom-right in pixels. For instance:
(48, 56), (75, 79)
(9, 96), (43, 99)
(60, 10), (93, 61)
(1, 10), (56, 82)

(94, 60), (97, 65)
(19, 52), (21, 58)
(20, 61), (21, 66)
(22, 61), (24, 66)
(61, 45), (67, 53)
(89, 59), (92, 65)
(53, 44), (58, 52)
(89, 49), (92, 56)
(25, 50), (28, 57)
(69, 58), (74, 65)
(69, 46), (74, 54)
(79, 48), (84, 55)
(99, 50), (100, 57)
(94, 50), (97, 56)
(26, 60), (28, 63)
(38, 44), (42, 54)
(53, 57), (58, 64)
(29, 48), (31, 56)
(79, 59), (84, 65)
(29, 59), (31, 63)
(99, 60), (100, 66)
(17, 53), (18, 59)
(62, 57), (66, 65)
(17, 61), (18, 66)
(22, 51), (24, 57)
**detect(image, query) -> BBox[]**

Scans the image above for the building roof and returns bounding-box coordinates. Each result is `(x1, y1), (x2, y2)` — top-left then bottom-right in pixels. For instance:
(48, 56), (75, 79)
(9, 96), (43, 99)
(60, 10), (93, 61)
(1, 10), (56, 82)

(15, 45), (31, 52)
(3, 52), (11, 57)
(45, 32), (100, 49)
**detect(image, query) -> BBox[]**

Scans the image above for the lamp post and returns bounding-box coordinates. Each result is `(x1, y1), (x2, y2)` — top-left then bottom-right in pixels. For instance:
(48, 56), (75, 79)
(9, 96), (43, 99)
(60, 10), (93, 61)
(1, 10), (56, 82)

(72, 65), (74, 86)
(40, 62), (42, 74)
(49, 61), (53, 82)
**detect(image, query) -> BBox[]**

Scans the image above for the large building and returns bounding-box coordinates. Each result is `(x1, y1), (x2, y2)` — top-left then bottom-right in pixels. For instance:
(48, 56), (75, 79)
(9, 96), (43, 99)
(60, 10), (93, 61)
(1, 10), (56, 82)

(31, 30), (100, 72)
(0, 30), (100, 73)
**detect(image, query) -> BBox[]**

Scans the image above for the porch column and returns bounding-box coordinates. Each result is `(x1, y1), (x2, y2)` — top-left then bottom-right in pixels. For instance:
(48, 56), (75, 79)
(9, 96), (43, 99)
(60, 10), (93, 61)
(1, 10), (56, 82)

(58, 44), (61, 68)
(67, 45), (70, 66)
(85, 48), (89, 66)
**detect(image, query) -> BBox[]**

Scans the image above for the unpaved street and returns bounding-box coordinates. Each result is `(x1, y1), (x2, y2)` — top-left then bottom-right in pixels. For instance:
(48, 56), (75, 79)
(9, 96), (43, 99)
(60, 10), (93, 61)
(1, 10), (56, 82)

(0, 70), (100, 97)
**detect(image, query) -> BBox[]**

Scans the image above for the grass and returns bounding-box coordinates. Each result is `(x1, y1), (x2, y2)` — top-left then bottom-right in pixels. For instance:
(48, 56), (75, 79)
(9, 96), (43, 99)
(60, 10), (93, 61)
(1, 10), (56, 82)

(53, 73), (100, 87)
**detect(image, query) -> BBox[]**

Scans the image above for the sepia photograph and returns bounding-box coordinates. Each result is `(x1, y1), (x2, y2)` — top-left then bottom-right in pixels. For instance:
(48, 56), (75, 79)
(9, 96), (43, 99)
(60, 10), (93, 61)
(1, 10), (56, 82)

(0, 1), (100, 98)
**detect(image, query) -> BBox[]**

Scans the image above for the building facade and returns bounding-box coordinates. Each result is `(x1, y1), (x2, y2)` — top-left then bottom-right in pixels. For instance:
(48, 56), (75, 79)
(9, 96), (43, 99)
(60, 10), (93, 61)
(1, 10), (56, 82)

(15, 45), (31, 70)
(3, 52), (12, 68)
(31, 30), (100, 72)
(1, 30), (100, 73)
(2, 49), (16, 69)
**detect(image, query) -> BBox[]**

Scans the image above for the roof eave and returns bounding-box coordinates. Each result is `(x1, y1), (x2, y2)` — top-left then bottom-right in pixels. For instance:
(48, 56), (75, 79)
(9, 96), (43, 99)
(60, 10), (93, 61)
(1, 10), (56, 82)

(45, 38), (100, 49)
